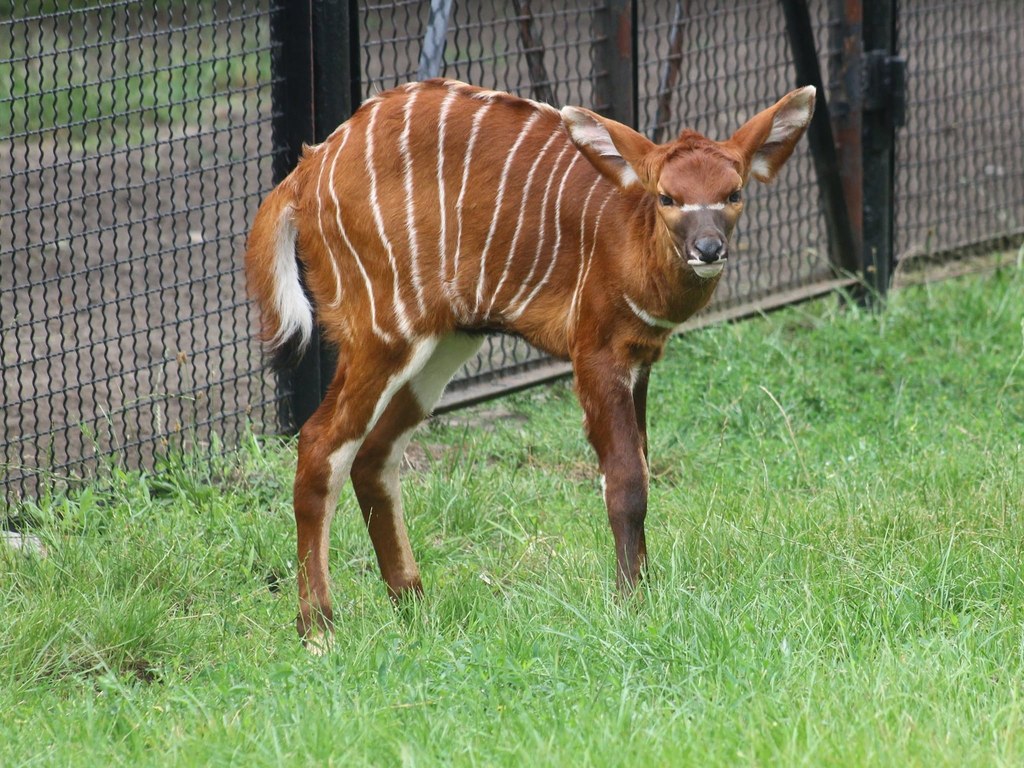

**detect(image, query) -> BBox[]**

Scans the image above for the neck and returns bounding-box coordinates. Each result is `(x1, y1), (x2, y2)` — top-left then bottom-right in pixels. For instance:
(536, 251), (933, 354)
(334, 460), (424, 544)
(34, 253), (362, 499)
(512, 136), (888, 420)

(621, 203), (722, 327)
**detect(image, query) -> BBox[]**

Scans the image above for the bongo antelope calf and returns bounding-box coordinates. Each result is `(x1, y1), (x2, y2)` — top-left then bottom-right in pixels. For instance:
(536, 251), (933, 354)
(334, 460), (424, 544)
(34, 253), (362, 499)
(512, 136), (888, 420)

(245, 79), (815, 644)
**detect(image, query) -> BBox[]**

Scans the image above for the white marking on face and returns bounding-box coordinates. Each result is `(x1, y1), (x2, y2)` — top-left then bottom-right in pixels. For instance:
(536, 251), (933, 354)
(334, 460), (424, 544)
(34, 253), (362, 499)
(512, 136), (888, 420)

(623, 294), (678, 330)
(327, 127), (393, 343)
(487, 127), (564, 316)
(365, 101), (415, 340)
(474, 110), (541, 314)
(678, 203), (726, 213)
(400, 89), (427, 317)
(503, 142), (572, 316)
(508, 152), (582, 320)
(688, 260), (727, 278)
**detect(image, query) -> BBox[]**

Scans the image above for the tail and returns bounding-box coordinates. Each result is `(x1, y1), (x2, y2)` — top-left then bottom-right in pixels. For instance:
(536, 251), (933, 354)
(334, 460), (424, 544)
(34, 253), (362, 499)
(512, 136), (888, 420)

(245, 180), (314, 370)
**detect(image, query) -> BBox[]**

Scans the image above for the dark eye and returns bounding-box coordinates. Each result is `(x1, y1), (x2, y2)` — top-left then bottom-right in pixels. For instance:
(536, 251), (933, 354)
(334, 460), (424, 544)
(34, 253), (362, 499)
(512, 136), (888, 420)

(658, 194), (674, 207)
(728, 190), (743, 204)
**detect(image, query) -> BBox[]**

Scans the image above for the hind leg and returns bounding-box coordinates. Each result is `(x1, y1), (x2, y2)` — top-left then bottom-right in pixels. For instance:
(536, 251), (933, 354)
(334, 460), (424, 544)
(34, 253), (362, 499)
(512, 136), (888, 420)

(350, 333), (484, 600)
(292, 336), (440, 644)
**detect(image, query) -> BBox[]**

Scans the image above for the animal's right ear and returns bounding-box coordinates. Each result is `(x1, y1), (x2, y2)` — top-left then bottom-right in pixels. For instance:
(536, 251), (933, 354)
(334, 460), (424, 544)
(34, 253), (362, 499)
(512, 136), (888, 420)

(561, 106), (655, 191)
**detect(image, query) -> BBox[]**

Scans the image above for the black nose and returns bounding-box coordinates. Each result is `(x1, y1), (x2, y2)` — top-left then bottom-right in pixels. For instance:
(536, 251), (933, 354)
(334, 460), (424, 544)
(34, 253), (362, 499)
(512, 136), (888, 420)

(694, 237), (725, 263)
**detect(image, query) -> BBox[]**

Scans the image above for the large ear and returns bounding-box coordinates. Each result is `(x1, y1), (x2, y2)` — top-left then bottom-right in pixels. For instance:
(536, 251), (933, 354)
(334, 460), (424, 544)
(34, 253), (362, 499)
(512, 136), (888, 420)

(729, 86), (816, 183)
(561, 106), (656, 190)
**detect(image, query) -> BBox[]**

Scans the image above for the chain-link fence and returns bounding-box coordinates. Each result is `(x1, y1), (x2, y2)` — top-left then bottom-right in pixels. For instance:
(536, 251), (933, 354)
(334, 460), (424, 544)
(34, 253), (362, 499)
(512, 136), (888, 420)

(896, 0), (1024, 262)
(3, 0), (1023, 505)
(2, 1), (278, 501)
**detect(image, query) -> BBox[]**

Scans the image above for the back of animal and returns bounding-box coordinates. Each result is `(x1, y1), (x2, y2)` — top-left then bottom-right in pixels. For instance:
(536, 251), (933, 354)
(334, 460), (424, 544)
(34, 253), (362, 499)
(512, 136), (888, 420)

(281, 79), (615, 346)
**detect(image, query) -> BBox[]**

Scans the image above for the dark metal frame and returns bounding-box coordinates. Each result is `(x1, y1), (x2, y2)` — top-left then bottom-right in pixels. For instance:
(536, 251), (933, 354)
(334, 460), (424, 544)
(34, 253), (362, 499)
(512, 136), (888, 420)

(271, 0), (360, 430)
(828, 0), (904, 302)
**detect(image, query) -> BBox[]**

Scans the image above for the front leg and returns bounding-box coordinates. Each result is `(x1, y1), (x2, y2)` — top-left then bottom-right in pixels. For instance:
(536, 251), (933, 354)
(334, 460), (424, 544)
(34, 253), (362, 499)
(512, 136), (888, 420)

(633, 365), (651, 463)
(574, 352), (649, 592)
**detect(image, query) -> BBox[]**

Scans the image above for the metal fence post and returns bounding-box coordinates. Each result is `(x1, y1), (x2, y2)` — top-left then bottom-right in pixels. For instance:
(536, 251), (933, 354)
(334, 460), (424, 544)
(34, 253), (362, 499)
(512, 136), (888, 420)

(270, 0), (360, 432)
(594, 0), (637, 126)
(270, 0), (317, 433)
(829, 0), (865, 294)
(829, 0), (904, 304)
(310, 0), (361, 415)
(779, 0), (860, 277)
(861, 0), (904, 299)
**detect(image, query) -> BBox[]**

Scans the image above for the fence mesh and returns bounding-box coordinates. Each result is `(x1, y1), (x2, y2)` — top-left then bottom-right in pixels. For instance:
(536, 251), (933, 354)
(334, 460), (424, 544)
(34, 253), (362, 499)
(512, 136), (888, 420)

(1, 0), (279, 503)
(3, 0), (1022, 504)
(896, 0), (1024, 263)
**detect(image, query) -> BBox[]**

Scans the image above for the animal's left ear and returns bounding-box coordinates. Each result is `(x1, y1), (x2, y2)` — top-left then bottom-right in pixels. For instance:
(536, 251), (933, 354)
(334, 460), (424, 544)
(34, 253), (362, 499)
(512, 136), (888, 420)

(729, 86), (816, 183)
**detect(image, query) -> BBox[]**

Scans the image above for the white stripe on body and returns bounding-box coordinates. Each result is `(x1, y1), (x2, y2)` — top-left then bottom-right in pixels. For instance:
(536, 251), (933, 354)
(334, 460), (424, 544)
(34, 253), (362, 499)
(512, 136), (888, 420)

(326, 127), (394, 343)
(399, 90), (428, 317)
(474, 110), (542, 315)
(568, 190), (615, 342)
(365, 101), (415, 340)
(315, 134), (347, 309)
(486, 127), (565, 316)
(623, 294), (678, 330)
(502, 142), (572, 316)
(436, 90), (457, 315)
(507, 152), (582, 321)
(450, 102), (494, 314)
(566, 176), (606, 333)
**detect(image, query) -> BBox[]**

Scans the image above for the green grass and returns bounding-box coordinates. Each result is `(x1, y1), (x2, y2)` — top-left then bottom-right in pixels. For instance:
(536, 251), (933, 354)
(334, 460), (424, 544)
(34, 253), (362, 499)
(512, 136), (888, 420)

(3, 262), (1024, 766)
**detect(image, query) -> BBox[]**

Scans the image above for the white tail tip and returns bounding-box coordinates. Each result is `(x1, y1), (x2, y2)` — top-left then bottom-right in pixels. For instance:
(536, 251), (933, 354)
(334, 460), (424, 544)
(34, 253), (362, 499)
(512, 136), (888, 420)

(269, 204), (314, 353)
